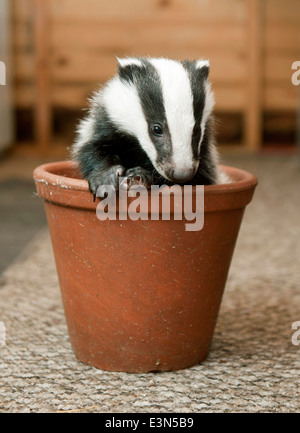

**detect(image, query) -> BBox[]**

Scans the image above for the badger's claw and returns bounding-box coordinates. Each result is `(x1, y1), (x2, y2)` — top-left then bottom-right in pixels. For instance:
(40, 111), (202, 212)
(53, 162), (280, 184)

(121, 167), (152, 189)
(87, 164), (125, 199)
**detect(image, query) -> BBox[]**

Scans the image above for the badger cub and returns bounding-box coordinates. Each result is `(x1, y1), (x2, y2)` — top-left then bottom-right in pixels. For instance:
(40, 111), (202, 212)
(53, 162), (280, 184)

(72, 57), (227, 199)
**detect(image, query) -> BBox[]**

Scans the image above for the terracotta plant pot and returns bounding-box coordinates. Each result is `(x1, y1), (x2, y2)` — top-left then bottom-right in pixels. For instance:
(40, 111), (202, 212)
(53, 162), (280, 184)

(33, 161), (257, 373)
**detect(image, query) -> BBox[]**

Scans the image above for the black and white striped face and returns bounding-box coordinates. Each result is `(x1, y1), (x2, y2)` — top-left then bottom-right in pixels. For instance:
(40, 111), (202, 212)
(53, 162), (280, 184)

(102, 57), (214, 183)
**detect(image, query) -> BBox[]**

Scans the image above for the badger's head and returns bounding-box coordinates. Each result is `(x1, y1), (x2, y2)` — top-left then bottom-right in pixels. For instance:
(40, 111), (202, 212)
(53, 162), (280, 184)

(102, 57), (214, 183)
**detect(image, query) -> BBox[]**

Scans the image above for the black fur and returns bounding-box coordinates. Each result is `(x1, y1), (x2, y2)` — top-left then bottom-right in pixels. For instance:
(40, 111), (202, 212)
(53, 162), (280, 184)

(132, 59), (173, 167)
(73, 58), (218, 197)
(76, 105), (166, 195)
(182, 60), (208, 160)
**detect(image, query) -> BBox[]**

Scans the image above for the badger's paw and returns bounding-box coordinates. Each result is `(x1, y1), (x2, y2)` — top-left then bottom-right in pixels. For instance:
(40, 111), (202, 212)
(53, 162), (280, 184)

(87, 165), (125, 201)
(120, 167), (152, 190)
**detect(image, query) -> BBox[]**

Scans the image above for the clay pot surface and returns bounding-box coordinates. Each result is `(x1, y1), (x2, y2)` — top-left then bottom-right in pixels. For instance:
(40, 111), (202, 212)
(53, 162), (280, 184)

(34, 161), (257, 372)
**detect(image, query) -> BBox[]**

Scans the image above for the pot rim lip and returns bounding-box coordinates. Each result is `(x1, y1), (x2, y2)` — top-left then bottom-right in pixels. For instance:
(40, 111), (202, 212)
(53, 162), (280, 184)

(33, 160), (258, 195)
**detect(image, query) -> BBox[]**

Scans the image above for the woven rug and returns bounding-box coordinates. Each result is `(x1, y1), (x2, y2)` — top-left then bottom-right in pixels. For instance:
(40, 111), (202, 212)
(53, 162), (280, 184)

(0, 156), (299, 413)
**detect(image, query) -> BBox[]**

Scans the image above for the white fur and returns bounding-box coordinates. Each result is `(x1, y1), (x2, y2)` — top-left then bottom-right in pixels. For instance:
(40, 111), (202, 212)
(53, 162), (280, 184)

(200, 80), (215, 144)
(150, 58), (196, 173)
(72, 113), (96, 157)
(203, 81), (215, 121)
(102, 76), (157, 164)
(217, 169), (232, 184)
(196, 59), (210, 69)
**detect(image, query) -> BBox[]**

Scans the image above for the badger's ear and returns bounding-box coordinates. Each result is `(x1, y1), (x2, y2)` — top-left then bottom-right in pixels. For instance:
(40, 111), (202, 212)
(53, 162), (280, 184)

(116, 57), (144, 82)
(117, 57), (143, 68)
(195, 59), (210, 80)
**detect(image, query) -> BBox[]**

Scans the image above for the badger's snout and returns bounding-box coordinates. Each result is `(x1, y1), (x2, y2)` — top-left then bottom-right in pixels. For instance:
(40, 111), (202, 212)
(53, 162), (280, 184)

(166, 167), (197, 184)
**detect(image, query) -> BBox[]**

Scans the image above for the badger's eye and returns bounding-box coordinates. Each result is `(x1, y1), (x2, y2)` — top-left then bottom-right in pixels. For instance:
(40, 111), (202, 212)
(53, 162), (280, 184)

(151, 124), (163, 136)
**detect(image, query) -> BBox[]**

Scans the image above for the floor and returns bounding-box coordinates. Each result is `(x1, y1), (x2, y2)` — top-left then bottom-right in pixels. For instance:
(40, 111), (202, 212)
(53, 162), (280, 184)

(0, 154), (58, 273)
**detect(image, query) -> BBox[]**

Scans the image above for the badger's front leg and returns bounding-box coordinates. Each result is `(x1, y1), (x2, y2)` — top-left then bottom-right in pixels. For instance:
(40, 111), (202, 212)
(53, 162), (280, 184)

(121, 167), (153, 189)
(88, 163), (126, 200)
(75, 141), (126, 200)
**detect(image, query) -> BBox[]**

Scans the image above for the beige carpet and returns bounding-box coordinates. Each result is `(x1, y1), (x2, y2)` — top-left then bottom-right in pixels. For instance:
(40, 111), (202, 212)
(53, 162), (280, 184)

(0, 155), (299, 413)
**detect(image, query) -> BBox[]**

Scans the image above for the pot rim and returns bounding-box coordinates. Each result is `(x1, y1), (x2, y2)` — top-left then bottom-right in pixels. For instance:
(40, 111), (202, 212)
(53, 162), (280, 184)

(34, 160), (257, 194)
(33, 160), (258, 212)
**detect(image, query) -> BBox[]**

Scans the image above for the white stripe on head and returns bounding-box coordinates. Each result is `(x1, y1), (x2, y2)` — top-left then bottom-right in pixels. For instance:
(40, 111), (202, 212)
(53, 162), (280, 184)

(201, 80), (215, 143)
(102, 76), (157, 163)
(72, 113), (97, 157)
(149, 58), (196, 172)
(195, 59), (215, 146)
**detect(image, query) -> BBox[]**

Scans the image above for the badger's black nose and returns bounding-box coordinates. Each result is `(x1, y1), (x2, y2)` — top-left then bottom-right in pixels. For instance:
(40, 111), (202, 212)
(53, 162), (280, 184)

(169, 168), (196, 183)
